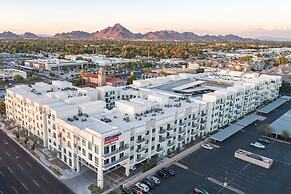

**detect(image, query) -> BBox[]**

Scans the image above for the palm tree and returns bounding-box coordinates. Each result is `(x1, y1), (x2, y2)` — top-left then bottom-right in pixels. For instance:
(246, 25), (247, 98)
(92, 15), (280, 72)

(281, 130), (290, 141)
(258, 123), (273, 136)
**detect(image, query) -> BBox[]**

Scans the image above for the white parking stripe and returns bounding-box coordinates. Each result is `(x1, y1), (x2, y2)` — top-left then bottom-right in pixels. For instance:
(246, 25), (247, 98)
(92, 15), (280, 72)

(7, 166), (13, 174)
(41, 176), (49, 183)
(0, 169), (4, 176)
(25, 161), (32, 167)
(11, 186), (19, 194)
(17, 164), (23, 170)
(21, 182), (28, 191)
(32, 179), (40, 187)
(5, 152), (11, 157)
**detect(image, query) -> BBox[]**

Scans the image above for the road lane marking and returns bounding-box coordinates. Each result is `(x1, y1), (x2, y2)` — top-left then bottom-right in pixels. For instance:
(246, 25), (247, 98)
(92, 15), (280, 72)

(7, 167), (14, 174)
(208, 177), (245, 194)
(26, 161), (32, 167)
(17, 164), (23, 170)
(11, 186), (19, 194)
(174, 162), (188, 169)
(5, 152), (11, 157)
(0, 170), (4, 176)
(21, 182), (28, 191)
(41, 176), (49, 183)
(32, 179), (40, 187)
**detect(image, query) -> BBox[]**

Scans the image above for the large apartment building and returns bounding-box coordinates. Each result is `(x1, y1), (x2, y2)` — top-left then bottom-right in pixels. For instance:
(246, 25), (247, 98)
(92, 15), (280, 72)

(5, 71), (281, 188)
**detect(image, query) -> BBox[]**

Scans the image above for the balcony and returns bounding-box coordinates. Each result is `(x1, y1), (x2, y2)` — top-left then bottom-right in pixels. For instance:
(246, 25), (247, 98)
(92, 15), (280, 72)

(159, 129), (166, 134)
(190, 131), (198, 136)
(179, 122), (186, 127)
(178, 130), (186, 134)
(136, 156), (146, 163)
(166, 135), (174, 139)
(159, 137), (166, 143)
(136, 147), (146, 153)
(201, 119), (207, 124)
(156, 147), (163, 152)
(103, 155), (129, 170)
(219, 113), (224, 117)
(201, 113), (207, 117)
(167, 127), (174, 131)
(167, 141), (175, 147)
(103, 144), (129, 158)
(136, 138), (146, 144)
(178, 136), (184, 142)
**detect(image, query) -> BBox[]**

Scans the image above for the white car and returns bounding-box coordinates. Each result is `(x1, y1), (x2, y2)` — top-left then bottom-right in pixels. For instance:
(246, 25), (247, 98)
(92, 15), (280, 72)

(148, 175), (160, 184)
(135, 182), (150, 192)
(201, 144), (214, 150)
(250, 142), (265, 149)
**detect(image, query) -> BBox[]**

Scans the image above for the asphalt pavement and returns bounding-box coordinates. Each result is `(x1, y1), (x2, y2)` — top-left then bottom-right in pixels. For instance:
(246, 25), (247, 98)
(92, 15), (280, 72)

(0, 130), (74, 194)
(152, 101), (291, 194)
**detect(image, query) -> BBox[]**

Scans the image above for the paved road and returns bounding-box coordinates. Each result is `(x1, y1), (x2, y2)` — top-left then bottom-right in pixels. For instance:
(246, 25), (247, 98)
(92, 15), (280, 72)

(153, 101), (291, 194)
(0, 130), (74, 194)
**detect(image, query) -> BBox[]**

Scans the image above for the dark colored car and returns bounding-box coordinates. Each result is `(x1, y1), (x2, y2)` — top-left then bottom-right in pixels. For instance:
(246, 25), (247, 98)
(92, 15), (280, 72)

(161, 168), (176, 176)
(141, 179), (154, 189)
(156, 170), (168, 179)
(258, 137), (271, 144)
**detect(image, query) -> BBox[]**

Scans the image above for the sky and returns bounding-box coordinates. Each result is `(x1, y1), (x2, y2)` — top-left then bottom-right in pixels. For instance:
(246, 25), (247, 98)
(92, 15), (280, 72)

(1, 0), (291, 39)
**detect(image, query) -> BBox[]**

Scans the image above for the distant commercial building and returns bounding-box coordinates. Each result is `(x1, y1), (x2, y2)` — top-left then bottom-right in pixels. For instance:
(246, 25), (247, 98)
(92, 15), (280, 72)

(5, 71), (281, 188)
(81, 67), (127, 88)
(24, 59), (87, 71)
(0, 69), (27, 80)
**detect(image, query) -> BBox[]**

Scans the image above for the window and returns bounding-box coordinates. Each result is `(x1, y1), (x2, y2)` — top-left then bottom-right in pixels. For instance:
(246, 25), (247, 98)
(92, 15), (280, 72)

(104, 159), (109, 165)
(95, 157), (99, 165)
(88, 141), (92, 150)
(130, 155), (134, 160)
(88, 153), (92, 161)
(130, 146), (134, 151)
(130, 136), (134, 141)
(152, 128), (156, 133)
(111, 156), (116, 162)
(111, 144), (116, 152)
(120, 152), (124, 158)
(82, 148), (86, 156)
(104, 146), (109, 154)
(120, 141), (124, 148)
(82, 139), (86, 146)
(152, 137), (155, 141)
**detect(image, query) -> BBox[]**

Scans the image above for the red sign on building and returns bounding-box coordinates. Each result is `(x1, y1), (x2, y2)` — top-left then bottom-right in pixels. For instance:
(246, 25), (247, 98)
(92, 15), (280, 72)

(104, 134), (120, 144)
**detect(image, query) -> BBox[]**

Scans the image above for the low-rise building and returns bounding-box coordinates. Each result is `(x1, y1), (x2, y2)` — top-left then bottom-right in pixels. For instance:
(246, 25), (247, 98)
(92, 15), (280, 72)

(0, 68), (27, 80)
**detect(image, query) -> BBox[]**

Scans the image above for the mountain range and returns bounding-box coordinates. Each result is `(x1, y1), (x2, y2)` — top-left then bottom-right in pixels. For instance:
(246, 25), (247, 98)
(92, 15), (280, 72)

(0, 23), (255, 42)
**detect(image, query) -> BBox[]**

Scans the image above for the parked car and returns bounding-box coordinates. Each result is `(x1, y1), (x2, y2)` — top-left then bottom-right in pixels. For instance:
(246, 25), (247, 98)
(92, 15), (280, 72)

(156, 170), (168, 179)
(130, 165), (136, 171)
(135, 182), (150, 193)
(201, 144), (214, 150)
(147, 176), (160, 185)
(191, 187), (209, 194)
(250, 142), (265, 149)
(258, 137), (271, 144)
(141, 179), (154, 189)
(162, 168), (176, 176)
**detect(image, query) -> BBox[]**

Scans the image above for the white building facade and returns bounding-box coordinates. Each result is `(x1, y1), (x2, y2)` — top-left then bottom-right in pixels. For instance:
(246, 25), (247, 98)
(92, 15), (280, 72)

(5, 71), (282, 188)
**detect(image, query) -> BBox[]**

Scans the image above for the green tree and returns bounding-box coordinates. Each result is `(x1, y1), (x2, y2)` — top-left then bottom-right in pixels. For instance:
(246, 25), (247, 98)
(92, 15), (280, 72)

(14, 74), (24, 81)
(196, 68), (205, 74)
(127, 73), (136, 85)
(279, 81), (291, 95)
(29, 75), (41, 81)
(276, 56), (289, 65)
(0, 100), (5, 115)
(281, 130), (289, 141)
(258, 123), (273, 136)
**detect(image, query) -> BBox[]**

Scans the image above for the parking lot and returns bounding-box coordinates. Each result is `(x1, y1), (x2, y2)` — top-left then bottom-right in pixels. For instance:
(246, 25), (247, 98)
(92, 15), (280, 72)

(151, 101), (291, 194)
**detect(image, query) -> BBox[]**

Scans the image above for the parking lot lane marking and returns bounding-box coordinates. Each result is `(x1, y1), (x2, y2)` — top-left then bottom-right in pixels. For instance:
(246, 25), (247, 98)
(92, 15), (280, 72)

(209, 143), (220, 148)
(17, 164), (23, 171)
(21, 182), (28, 191)
(5, 152), (11, 157)
(174, 162), (188, 169)
(7, 166), (14, 174)
(187, 168), (204, 178)
(0, 170), (4, 177)
(11, 186), (19, 194)
(25, 161), (32, 167)
(41, 176), (49, 183)
(207, 177), (245, 194)
(32, 179), (40, 187)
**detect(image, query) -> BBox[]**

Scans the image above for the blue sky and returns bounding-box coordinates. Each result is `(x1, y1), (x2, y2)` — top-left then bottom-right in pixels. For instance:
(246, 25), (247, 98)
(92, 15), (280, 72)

(1, 0), (291, 39)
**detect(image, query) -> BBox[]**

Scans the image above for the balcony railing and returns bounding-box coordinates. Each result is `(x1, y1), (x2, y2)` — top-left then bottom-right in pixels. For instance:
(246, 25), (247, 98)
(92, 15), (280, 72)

(136, 138), (146, 144)
(159, 137), (166, 143)
(103, 144), (129, 158)
(103, 155), (129, 169)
